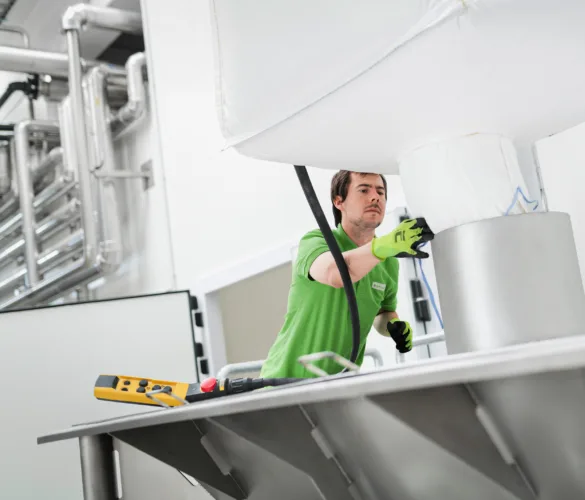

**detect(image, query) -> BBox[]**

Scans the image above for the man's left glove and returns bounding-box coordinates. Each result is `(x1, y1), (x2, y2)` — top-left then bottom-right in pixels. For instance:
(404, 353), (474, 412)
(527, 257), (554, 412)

(387, 318), (413, 353)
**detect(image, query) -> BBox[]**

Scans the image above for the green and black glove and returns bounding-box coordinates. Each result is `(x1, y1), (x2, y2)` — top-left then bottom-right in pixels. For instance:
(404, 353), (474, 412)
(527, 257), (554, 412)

(371, 218), (434, 260)
(387, 318), (413, 353)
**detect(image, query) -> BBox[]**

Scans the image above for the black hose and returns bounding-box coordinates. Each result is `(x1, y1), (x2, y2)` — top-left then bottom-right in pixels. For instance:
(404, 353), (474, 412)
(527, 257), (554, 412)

(0, 76), (38, 115)
(294, 165), (360, 365)
(0, 82), (29, 110)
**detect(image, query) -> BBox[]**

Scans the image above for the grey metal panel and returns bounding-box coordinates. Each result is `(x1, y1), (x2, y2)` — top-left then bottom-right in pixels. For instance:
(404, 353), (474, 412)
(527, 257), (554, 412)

(367, 385), (533, 499)
(200, 418), (334, 500)
(212, 406), (356, 500)
(432, 212), (585, 354)
(115, 439), (216, 500)
(309, 397), (522, 500)
(431, 212), (585, 499)
(113, 421), (246, 499)
(474, 372), (585, 499)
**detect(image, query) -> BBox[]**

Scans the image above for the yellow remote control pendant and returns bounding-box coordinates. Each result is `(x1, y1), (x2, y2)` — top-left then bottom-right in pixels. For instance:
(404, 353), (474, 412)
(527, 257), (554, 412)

(94, 374), (301, 407)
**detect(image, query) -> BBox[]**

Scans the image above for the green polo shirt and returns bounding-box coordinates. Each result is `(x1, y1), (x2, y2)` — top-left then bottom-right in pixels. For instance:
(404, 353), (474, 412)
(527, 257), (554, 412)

(260, 224), (399, 379)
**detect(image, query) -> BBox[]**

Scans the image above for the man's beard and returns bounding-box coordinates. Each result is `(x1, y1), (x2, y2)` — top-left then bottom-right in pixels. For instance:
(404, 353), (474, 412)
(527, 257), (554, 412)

(349, 216), (382, 230)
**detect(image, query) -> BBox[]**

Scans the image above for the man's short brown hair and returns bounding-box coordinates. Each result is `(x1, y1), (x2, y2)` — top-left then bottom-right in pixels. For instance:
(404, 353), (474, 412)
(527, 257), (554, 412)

(330, 170), (388, 226)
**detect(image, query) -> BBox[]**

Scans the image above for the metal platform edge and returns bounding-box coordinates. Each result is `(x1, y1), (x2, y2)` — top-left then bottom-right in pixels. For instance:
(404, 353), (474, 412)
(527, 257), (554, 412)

(37, 334), (585, 445)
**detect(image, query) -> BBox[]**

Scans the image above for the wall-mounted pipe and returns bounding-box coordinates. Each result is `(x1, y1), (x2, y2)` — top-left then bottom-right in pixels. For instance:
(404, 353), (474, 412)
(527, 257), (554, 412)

(13, 120), (59, 287)
(0, 24), (29, 48)
(0, 6), (144, 309)
(0, 142), (10, 195)
(64, 31), (98, 272)
(86, 67), (123, 272)
(0, 199), (80, 269)
(110, 52), (147, 136)
(33, 146), (63, 183)
(0, 174), (77, 246)
(0, 229), (84, 301)
(62, 4), (142, 33)
(0, 46), (104, 79)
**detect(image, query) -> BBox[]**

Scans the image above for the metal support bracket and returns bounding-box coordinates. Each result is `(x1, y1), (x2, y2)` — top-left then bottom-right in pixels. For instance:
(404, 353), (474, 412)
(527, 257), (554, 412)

(94, 160), (154, 190)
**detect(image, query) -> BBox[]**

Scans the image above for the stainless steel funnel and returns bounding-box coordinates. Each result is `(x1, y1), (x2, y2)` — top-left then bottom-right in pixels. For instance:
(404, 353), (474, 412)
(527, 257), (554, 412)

(432, 211), (585, 499)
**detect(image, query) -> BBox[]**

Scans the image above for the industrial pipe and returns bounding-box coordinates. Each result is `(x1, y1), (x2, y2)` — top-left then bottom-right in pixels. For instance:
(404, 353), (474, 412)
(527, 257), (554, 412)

(86, 67), (123, 273)
(62, 4), (143, 33)
(14, 120), (59, 286)
(0, 174), (78, 252)
(0, 46), (91, 78)
(33, 146), (63, 183)
(0, 24), (30, 48)
(0, 6), (145, 309)
(0, 142), (10, 195)
(0, 193), (17, 220)
(0, 199), (80, 269)
(110, 52), (147, 135)
(64, 29), (99, 270)
(0, 228), (84, 301)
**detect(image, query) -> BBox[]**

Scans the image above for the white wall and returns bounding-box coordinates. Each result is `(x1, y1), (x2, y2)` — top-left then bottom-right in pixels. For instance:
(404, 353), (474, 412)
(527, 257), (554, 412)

(535, 121), (585, 286)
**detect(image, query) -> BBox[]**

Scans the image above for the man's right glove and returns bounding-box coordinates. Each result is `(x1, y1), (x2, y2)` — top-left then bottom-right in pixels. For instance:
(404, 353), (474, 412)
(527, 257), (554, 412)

(371, 218), (434, 260)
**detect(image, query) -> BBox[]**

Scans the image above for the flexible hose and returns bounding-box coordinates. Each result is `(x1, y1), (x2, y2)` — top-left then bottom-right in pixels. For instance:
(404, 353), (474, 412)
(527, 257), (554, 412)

(294, 165), (360, 365)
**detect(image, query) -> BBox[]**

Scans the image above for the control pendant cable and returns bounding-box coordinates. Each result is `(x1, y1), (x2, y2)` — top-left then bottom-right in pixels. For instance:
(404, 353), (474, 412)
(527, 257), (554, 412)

(294, 165), (360, 365)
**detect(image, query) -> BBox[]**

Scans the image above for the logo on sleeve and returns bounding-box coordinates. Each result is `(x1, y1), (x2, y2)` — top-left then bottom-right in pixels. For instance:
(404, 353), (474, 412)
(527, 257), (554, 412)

(372, 282), (386, 292)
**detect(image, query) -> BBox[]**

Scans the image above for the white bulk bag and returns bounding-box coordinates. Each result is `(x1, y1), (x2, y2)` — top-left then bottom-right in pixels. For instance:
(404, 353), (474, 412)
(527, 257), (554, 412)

(210, 0), (585, 229)
(210, 0), (585, 173)
(399, 133), (537, 233)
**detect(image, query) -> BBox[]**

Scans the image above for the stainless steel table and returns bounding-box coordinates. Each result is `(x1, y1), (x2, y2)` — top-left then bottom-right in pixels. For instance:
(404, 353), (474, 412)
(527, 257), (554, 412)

(38, 335), (585, 500)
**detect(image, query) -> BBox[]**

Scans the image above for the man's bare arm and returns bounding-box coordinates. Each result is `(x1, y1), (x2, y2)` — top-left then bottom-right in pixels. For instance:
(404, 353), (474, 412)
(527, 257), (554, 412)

(309, 241), (381, 288)
(373, 309), (399, 336)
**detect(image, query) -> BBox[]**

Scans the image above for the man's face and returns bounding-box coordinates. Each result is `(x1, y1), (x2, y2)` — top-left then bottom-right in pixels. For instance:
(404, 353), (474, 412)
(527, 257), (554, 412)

(335, 173), (386, 229)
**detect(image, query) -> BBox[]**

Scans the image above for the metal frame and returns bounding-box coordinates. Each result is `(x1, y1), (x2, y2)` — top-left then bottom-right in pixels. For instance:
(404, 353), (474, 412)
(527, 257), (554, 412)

(38, 334), (585, 500)
(217, 347), (385, 379)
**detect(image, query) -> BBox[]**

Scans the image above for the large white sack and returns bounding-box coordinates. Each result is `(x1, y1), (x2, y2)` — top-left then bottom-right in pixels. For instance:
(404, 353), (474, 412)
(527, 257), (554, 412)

(399, 134), (537, 233)
(209, 0), (585, 174)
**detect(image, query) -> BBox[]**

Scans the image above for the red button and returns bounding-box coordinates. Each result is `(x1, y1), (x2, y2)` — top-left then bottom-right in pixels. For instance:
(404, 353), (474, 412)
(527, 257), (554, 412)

(200, 377), (217, 393)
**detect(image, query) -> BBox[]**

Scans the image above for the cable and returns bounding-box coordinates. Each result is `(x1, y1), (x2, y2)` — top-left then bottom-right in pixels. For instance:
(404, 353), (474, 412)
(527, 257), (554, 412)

(416, 185), (539, 332)
(294, 165), (361, 365)
(504, 186), (539, 215)
(417, 244), (444, 330)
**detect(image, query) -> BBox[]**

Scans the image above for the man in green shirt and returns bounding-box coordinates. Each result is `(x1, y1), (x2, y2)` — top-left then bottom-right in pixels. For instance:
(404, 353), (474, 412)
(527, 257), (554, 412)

(260, 170), (434, 379)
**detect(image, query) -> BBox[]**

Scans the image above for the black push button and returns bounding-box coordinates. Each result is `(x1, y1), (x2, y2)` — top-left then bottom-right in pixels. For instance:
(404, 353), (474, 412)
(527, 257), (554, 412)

(164, 386), (172, 392)
(137, 387), (146, 393)
(152, 385), (161, 391)
(139, 379), (148, 387)
(121, 388), (128, 392)
(124, 380), (131, 386)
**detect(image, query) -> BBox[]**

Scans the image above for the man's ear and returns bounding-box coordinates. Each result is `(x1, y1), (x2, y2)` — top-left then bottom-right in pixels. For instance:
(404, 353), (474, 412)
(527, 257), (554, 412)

(333, 195), (344, 210)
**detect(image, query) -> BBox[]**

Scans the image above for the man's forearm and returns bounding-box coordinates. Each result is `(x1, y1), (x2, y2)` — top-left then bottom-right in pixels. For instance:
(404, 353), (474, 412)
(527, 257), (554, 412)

(310, 241), (381, 288)
(373, 310), (398, 336)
